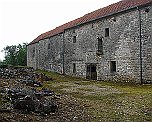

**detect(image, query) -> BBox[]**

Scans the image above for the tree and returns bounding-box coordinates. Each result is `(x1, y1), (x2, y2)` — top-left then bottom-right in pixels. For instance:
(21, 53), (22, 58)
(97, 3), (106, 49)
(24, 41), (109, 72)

(3, 43), (27, 66)
(0, 59), (2, 65)
(16, 43), (27, 66)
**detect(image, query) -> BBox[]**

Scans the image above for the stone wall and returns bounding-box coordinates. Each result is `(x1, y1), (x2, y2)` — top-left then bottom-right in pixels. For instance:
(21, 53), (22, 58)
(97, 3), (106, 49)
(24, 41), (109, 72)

(27, 43), (37, 69)
(63, 6), (152, 83)
(27, 34), (63, 74)
(27, 4), (152, 83)
(141, 5), (152, 82)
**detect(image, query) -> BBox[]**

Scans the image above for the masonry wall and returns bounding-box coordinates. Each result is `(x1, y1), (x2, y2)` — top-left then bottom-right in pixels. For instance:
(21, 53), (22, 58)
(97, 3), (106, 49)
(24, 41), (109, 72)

(27, 34), (63, 74)
(141, 5), (152, 82)
(27, 4), (152, 83)
(27, 43), (38, 69)
(37, 34), (63, 73)
(63, 5), (152, 83)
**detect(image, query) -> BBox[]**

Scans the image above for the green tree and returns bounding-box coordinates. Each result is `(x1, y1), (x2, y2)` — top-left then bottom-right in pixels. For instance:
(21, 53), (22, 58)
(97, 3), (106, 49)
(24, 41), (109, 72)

(3, 43), (27, 66)
(0, 59), (2, 65)
(16, 43), (27, 66)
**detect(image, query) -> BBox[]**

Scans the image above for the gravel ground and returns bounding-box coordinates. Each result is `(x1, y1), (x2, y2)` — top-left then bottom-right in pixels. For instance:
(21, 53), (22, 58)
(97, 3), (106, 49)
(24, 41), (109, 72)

(1, 68), (152, 122)
(0, 94), (92, 122)
(0, 78), (92, 122)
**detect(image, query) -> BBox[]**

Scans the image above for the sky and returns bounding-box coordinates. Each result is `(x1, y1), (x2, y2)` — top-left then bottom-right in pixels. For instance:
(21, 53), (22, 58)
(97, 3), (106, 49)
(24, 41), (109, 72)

(0, 0), (120, 60)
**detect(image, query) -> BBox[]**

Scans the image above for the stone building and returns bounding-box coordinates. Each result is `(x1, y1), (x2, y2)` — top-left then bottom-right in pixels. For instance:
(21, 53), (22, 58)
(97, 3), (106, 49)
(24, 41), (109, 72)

(27, 0), (152, 83)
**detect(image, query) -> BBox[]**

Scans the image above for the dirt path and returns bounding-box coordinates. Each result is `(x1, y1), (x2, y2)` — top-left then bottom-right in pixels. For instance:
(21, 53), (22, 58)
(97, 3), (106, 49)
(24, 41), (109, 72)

(49, 80), (122, 96)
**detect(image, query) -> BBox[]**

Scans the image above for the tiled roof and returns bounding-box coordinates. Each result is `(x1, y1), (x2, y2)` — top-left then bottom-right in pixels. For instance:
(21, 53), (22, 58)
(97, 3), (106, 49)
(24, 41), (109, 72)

(29, 0), (152, 45)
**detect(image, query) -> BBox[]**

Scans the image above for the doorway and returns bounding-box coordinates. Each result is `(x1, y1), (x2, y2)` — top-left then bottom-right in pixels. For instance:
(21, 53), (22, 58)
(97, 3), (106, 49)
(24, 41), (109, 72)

(86, 63), (97, 80)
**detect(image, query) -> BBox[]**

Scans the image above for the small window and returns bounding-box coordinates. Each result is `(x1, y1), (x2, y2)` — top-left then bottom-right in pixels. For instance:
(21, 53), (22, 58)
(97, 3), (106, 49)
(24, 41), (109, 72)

(110, 61), (116, 73)
(73, 63), (76, 73)
(73, 29), (75, 33)
(113, 17), (116, 22)
(97, 37), (103, 55)
(105, 28), (109, 37)
(145, 8), (150, 13)
(32, 48), (35, 58)
(73, 36), (76, 43)
(91, 23), (94, 28)
(48, 43), (50, 49)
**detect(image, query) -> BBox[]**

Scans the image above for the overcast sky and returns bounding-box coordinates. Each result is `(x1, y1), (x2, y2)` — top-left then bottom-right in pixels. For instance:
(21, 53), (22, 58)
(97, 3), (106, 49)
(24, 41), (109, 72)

(0, 0), (120, 60)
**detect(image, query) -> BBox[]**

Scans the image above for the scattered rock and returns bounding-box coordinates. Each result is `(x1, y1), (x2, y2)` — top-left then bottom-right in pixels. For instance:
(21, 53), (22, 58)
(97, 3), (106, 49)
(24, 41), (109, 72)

(13, 95), (36, 112)
(0, 67), (91, 122)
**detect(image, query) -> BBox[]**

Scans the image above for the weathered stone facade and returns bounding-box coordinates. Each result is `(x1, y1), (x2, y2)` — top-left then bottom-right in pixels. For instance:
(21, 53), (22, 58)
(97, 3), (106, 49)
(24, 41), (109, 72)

(27, 34), (63, 72)
(27, 0), (152, 83)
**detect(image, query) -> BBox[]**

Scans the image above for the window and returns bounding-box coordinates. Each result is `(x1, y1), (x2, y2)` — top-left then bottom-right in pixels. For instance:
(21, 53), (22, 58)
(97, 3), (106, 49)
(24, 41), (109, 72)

(110, 61), (116, 73)
(32, 48), (35, 58)
(145, 8), (150, 13)
(48, 43), (50, 49)
(113, 17), (116, 22)
(73, 63), (76, 73)
(105, 28), (109, 37)
(73, 36), (76, 43)
(97, 37), (103, 55)
(73, 29), (75, 33)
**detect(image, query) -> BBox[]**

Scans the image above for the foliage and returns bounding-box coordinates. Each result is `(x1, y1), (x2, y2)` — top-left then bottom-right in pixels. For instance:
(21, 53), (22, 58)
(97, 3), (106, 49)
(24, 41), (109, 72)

(2, 43), (27, 66)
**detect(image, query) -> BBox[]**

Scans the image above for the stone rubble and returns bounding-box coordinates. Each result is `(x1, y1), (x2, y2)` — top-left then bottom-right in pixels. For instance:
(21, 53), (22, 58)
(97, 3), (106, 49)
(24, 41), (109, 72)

(0, 66), (57, 114)
(0, 66), (92, 122)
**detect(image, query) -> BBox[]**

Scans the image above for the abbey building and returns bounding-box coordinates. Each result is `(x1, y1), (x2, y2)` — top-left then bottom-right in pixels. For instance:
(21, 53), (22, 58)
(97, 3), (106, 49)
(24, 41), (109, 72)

(27, 0), (152, 83)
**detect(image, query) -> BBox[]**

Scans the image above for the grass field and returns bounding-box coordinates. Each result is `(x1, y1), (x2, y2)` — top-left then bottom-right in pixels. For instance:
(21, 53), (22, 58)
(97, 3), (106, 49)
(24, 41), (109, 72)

(37, 70), (152, 122)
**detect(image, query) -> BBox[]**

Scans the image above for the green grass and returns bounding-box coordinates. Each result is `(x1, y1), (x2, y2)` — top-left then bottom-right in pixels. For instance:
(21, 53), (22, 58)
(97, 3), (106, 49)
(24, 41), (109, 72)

(74, 81), (93, 85)
(77, 87), (94, 92)
(14, 65), (33, 68)
(36, 69), (84, 83)
(36, 70), (152, 122)
(88, 93), (152, 122)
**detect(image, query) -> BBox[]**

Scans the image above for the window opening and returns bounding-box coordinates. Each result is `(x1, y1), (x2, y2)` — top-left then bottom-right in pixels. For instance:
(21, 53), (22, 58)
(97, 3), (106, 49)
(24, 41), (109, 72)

(110, 61), (116, 73)
(105, 28), (109, 37)
(48, 43), (50, 49)
(73, 29), (75, 33)
(32, 48), (35, 58)
(145, 8), (150, 13)
(113, 17), (116, 22)
(73, 36), (76, 43)
(97, 37), (103, 55)
(73, 63), (76, 73)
